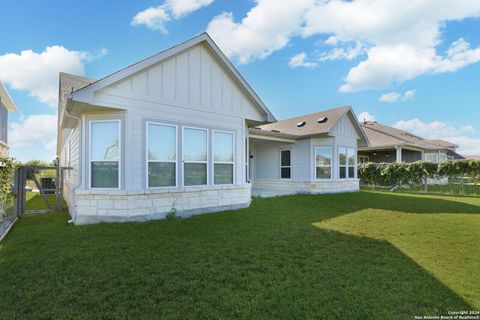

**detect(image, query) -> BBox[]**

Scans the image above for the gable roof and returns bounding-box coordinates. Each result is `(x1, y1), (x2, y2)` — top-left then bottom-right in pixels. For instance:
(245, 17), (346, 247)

(360, 121), (458, 150)
(0, 82), (17, 112)
(67, 32), (275, 123)
(250, 106), (369, 143)
(58, 72), (95, 114)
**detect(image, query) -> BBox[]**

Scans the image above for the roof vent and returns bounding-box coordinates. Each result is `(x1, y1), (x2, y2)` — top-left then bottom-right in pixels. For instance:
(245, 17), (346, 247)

(317, 117), (328, 123)
(252, 127), (262, 130)
(270, 129), (280, 133)
(296, 121), (306, 127)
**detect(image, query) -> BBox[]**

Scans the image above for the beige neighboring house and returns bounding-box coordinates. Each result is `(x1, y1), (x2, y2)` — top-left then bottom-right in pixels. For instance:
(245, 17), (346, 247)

(0, 82), (17, 157)
(358, 121), (462, 163)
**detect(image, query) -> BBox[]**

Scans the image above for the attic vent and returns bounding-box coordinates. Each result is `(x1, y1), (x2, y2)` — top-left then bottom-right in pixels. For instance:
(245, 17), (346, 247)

(270, 129), (280, 133)
(317, 117), (328, 123)
(296, 121), (306, 127)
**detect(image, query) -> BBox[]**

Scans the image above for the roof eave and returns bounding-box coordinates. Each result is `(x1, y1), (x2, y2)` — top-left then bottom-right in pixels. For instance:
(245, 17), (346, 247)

(0, 82), (17, 112)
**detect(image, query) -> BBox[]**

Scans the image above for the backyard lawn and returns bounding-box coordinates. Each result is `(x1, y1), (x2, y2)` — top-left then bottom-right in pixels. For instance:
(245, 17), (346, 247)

(0, 191), (479, 319)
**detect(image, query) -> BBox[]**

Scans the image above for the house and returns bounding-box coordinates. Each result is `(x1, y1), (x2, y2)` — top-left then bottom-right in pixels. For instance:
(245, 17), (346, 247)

(358, 121), (460, 163)
(57, 33), (367, 225)
(249, 106), (368, 196)
(0, 82), (17, 157)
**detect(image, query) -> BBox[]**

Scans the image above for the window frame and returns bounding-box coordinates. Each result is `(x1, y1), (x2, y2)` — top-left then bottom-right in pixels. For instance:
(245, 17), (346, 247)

(89, 119), (121, 190)
(145, 121), (178, 189)
(212, 129), (236, 186)
(338, 146), (348, 179)
(182, 126), (209, 187)
(338, 146), (357, 180)
(279, 149), (292, 180)
(347, 147), (357, 179)
(314, 146), (333, 180)
(424, 152), (439, 163)
(359, 155), (369, 163)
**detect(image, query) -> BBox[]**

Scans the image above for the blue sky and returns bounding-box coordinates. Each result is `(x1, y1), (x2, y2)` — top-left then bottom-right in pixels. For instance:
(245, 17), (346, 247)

(1, 0), (480, 162)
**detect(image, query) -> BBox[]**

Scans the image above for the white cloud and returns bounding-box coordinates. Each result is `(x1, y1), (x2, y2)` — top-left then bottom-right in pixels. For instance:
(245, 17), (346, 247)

(9, 114), (57, 149)
(204, 0), (480, 90)
(0, 46), (94, 107)
(319, 40), (366, 61)
(206, 0), (314, 64)
(379, 92), (401, 103)
(288, 52), (317, 69)
(357, 112), (376, 123)
(132, 5), (171, 33)
(132, 0), (214, 33)
(393, 118), (480, 155)
(402, 89), (416, 101)
(167, 0), (214, 17)
(378, 90), (416, 103)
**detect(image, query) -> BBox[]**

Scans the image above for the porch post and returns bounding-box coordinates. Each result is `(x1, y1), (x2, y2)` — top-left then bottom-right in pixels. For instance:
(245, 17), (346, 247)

(396, 146), (402, 163)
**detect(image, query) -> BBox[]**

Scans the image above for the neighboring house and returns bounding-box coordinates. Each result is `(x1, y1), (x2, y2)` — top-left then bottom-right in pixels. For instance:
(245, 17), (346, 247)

(358, 121), (459, 163)
(0, 82), (17, 157)
(57, 33), (368, 225)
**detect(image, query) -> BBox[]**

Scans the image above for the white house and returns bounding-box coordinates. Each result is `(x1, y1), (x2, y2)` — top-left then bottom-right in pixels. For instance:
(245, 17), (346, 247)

(0, 82), (17, 157)
(57, 33), (367, 225)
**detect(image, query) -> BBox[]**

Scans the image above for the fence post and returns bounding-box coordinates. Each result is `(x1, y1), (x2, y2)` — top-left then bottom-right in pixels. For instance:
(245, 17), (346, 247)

(424, 176), (428, 193)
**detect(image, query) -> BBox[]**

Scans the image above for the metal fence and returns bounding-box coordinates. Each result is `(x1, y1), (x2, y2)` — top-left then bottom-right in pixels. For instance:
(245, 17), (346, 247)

(0, 166), (66, 242)
(361, 176), (480, 197)
(0, 197), (16, 241)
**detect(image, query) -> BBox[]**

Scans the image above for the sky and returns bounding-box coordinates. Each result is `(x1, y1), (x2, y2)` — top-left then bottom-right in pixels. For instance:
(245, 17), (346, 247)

(1, 0), (480, 162)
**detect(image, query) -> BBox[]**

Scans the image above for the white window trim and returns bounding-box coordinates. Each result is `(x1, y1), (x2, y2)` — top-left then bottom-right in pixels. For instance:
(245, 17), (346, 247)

(212, 129), (236, 186)
(338, 146), (357, 180)
(280, 149), (292, 180)
(89, 119), (121, 190)
(146, 122), (178, 189)
(314, 146), (333, 180)
(183, 126), (209, 187)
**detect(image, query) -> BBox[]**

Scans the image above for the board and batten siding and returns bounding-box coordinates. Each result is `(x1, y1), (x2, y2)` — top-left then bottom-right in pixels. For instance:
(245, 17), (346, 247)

(95, 43), (265, 123)
(71, 42), (263, 191)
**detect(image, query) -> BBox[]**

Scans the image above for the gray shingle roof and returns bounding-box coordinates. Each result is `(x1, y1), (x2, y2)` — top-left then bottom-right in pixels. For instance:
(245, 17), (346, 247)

(252, 106), (351, 137)
(360, 121), (458, 150)
(58, 72), (96, 111)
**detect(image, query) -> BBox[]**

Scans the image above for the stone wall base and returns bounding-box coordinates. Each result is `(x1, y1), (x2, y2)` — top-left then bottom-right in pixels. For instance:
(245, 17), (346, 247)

(73, 185), (251, 225)
(252, 179), (359, 194)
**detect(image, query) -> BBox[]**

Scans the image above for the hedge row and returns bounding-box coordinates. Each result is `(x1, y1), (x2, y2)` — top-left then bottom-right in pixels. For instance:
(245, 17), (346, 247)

(358, 160), (480, 187)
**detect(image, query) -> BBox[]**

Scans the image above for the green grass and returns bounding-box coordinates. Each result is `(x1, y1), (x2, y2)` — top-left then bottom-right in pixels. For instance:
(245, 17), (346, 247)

(0, 191), (479, 319)
(24, 191), (57, 211)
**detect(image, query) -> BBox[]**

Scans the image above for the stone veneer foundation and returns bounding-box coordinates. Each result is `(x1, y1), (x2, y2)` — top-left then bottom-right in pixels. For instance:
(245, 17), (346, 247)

(73, 185), (251, 225)
(252, 178), (359, 194)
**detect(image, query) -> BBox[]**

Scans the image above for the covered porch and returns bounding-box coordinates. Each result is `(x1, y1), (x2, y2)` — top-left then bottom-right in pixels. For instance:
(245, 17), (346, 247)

(358, 146), (423, 163)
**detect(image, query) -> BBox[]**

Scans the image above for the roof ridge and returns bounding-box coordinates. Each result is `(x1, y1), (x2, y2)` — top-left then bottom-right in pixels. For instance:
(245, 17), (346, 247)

(361, 123), (413, 145)
(259, 105), (350, 125)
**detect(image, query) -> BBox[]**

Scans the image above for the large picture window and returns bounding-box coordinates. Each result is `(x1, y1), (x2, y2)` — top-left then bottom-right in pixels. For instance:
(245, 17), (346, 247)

(147, 123), (177, 187)
(184, 127), (208, 186)
(213, 131), (234, 185)
(280, 149), (291, 179)
(90, 120), (120, 188)
(339, 147), (356, 179)
(315, 147), (332, 179)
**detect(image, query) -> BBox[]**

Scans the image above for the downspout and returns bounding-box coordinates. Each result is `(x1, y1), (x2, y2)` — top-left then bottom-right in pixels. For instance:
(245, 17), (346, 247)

(63, 96), (82, 224)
